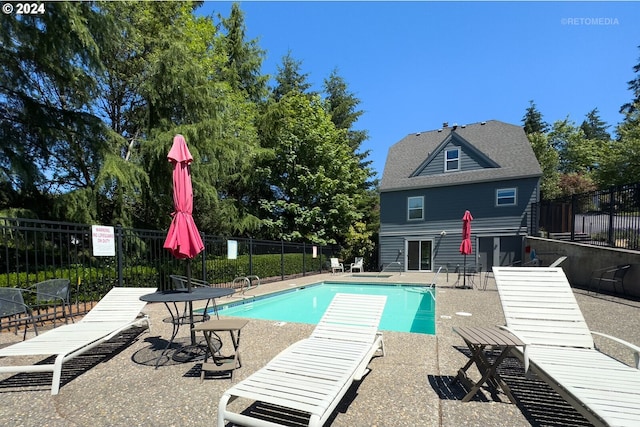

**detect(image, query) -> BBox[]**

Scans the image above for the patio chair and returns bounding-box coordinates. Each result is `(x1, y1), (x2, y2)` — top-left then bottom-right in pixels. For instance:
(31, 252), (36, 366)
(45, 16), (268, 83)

(330, 257), (344, 274)
(218, 293), (387, 427)
(588, 264), (631, 295)
(28, 278), (72, 327)
(169, 274), (214, 322)
(349, 256), (364, 273)
(0, 287), (50, 340)
(0, 287), (154, 395)
(493, 267), (640, 427)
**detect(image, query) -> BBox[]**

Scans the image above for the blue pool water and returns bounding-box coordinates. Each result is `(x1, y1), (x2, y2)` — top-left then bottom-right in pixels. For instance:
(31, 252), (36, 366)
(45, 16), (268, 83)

(214, 283), (436, 335)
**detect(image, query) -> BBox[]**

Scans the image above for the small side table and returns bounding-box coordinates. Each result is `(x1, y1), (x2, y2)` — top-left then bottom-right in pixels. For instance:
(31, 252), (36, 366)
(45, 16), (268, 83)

(193, 318), (249, 381)
(451, 326), (523, 403)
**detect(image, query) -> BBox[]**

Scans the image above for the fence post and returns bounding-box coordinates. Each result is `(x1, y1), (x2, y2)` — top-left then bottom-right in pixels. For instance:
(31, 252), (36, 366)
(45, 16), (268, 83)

(249, 237), (253, 276)
(608, 187), (615, 247)
(116, 225), (123, 287)
(302, 242), (306, 276)
(281, 240), (285, 280)
(200, 231), (206, 281)
(570, 195), (576, 242)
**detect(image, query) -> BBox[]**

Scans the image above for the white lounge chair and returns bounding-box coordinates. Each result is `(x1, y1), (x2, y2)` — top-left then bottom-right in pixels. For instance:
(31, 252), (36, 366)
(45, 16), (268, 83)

(348, 256), (364, 273)
(330, 257), (344, 274)
(218, 293), (387, 427)
(493, 267), (640, 427)
(0, 287), (154, 395)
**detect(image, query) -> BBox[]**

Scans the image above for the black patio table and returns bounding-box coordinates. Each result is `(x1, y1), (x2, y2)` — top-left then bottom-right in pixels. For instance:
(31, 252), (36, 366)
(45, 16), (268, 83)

(140, 287), (235, 368)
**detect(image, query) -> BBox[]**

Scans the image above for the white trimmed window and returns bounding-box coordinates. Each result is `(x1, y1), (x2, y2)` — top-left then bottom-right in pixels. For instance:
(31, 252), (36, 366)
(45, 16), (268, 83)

(444, 148), (460, 172)
(496, 188), (517, 206)
(408, 196), (424, 220)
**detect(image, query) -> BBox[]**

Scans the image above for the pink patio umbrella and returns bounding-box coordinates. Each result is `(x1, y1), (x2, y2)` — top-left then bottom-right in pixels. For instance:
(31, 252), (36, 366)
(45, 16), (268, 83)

(163, 134), (204, 344)
(459, 210), (473, 288)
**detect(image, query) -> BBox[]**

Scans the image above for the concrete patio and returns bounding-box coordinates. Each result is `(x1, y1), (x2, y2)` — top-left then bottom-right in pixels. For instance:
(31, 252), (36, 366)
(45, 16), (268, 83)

(1, 271), (638, 426)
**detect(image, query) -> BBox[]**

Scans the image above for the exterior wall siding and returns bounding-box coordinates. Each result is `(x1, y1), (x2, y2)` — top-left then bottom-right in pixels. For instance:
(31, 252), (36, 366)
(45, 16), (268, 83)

(379, 177), (539, 271)
(415, 138), (491, 177)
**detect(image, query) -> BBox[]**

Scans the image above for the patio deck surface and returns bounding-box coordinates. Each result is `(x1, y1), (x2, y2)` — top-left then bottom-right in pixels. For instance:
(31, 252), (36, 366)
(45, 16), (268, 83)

(1, 271), (638, 427)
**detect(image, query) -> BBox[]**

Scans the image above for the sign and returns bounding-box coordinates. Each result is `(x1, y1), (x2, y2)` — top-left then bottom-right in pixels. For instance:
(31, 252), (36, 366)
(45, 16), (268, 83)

(227, 240), (238, 260)
(91, 225), (115, 256)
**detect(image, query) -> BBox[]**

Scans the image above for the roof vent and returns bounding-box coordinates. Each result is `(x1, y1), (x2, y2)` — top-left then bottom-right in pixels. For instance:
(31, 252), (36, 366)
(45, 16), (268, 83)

(461, 124), (466, 128)
(481, 121), (487, 125)
(416, 132), (421, 136)
(442, 122), (448, 128)
(452, 123), (458, 130)
(437, 128), (443, 132)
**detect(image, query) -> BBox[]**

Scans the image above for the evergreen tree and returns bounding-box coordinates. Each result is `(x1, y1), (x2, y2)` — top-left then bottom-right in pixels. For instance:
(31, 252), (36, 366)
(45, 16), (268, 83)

(0, 1), (114, 220)
(216, 3), (268, 104)
(522, 100), (549, 134)
(322, 69), (378, 267)
(620, 45), (640, 115)
(580, 108), (611, 141)
(271, 51), (313, 101)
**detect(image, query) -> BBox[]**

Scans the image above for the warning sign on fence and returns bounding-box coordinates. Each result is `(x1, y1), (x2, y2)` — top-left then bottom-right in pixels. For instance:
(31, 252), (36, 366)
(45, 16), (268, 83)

(92, 225), (115, 256)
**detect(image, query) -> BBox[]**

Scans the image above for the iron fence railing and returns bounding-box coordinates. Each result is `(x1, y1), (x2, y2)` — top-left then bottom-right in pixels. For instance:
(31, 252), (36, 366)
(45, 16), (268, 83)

(533, 183), (640, 250)
(0, 217), (340, 328)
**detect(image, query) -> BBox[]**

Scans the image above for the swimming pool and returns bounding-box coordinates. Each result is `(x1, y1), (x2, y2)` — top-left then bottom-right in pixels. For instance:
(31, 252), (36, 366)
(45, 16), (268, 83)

(213, 282), (436, 335)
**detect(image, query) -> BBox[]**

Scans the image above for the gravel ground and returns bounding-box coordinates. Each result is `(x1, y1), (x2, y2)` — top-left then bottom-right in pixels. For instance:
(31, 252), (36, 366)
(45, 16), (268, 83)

(1, 271), (638, 427)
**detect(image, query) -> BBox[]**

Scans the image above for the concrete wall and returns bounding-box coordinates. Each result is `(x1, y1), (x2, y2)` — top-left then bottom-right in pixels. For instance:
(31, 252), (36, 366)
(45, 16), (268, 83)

(524, 236), (640, 298)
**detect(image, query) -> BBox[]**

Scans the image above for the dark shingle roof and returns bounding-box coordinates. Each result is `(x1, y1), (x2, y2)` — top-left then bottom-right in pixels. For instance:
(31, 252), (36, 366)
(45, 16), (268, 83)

(380, 120), (542, 192)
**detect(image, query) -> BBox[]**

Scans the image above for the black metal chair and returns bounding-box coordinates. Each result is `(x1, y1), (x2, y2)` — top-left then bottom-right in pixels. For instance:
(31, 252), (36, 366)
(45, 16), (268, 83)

(28, 278), (72, 327)
(589, 264), (631, 295)
(0, 288), (46, 340)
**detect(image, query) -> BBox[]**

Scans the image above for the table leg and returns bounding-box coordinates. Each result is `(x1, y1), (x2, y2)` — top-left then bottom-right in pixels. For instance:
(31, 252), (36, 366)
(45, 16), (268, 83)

(154, 302), (182, 369)
(456, 343), (517, 403)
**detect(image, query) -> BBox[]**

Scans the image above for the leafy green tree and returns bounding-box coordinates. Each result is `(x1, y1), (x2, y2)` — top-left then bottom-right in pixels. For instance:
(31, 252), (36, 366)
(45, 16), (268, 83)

(527, 132), (561, 200)
(522, 100), (549, 135)
(599, 104), (640, 186)
(549, 118), (602, 175)
(257, 92), (367, 244)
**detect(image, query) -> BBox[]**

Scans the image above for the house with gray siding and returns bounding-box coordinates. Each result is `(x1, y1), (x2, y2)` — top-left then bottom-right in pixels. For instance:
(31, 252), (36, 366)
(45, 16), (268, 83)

(379, 120), (542, 273)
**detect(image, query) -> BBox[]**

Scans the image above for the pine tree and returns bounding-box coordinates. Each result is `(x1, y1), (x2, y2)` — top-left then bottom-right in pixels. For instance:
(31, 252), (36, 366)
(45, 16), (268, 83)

(580, 108), (610, 141)
(271, 52), (313, 101)
(522, 100), (549, 134)
(620, 45), (640, 115)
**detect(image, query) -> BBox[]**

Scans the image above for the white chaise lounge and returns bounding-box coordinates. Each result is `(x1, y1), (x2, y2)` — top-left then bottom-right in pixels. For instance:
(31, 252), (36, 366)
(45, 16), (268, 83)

(493, 267), (640, 427)
(0, 286), (154, 395)
(218, 293), (387, 427)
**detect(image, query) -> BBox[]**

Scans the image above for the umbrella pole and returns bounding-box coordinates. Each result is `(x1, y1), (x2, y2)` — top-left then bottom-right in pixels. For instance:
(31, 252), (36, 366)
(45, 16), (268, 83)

(187, 259), (196, 345)
(463, 255), (467, 288)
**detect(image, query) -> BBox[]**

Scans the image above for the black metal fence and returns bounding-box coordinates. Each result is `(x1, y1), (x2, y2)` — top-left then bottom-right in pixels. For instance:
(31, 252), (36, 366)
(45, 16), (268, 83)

(0, 217), (340, 317)
(533, 183), (640, 250)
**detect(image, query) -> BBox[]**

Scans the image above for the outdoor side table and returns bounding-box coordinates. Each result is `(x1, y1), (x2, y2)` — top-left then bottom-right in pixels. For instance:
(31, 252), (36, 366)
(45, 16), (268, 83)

(451, 326), (524, 403)
(193, 318), (249, 381)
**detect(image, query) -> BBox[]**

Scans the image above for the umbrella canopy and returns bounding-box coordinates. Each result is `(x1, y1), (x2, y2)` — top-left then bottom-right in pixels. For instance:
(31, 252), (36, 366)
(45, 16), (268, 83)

(163, 135), (205, 260)
(459, 210), (473, 255)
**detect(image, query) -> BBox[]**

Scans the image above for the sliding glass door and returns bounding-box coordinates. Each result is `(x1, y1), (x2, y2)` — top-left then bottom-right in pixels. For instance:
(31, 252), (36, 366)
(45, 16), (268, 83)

(406, 240), (432, 271)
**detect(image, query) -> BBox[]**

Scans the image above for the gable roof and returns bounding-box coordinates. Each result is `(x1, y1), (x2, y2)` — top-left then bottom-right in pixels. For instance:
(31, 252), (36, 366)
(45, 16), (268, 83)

(380, 120), (542, 192)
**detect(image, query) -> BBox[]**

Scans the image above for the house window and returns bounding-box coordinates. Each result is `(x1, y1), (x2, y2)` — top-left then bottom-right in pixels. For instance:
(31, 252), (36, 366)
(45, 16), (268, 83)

(408, 196), (424, 220)
(445, 148), (460, 172)
(496, 188), (517, 206)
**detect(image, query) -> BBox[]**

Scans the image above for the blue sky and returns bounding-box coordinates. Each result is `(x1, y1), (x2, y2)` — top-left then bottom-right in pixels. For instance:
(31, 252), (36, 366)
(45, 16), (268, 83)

(198, 1), (640, 179)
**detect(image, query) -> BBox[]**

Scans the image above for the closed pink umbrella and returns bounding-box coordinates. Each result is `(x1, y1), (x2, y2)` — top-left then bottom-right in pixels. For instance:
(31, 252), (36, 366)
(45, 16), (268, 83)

(163, 134), (204, 345)
(163, 134), (204, 263)
(459, 210), (473, 288)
